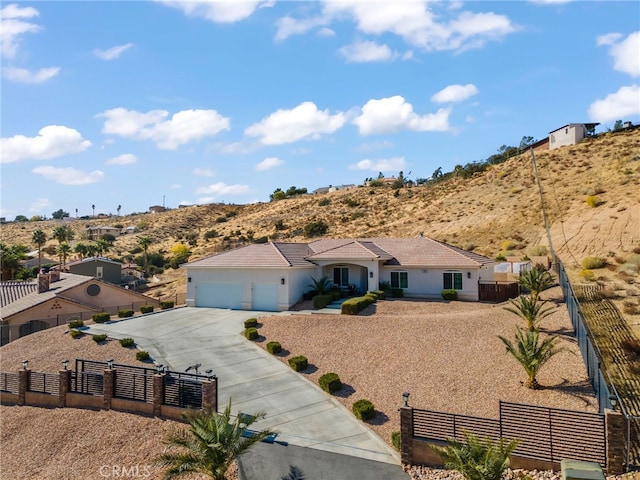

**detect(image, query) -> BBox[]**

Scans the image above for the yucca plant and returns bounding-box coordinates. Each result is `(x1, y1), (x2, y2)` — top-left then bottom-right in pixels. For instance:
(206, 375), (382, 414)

(503, 295), (555, 332)
(430, 432), (519, 480)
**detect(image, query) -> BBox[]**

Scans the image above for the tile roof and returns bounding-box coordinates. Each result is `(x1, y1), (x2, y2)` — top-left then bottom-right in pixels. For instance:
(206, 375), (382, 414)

(185, 243), (313, 268)
(0, 281), (38, 308)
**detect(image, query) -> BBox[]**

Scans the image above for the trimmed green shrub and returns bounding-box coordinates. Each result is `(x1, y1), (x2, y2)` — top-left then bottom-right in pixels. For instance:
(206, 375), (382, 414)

(352, 399), (375, 421)
(245, 327), (258, 340)
(390, 288), (404, 298)
(319, 373), (342, 393)
(119, 338), (135, 347)
(370, 289), (385, 299)
(288, 355), (308, 372)
(68, 319), (84, 329)
(92, 312), (110, 323)
(244, 318), (258, 328)
(313, 294), (333, 309)
(441, 289), (458, 300)
(582, 256), (606, 269)
(70, 329), (83, 339)
(391, 431), (401, 451)
(341, 296), (374, 315)
(136, 351), (150, 361)
(330, 291), (341, 301)
(118, 309), (134, 318)
(92, 333), (108, 343)
(266, 341), (282, 354)
(140, 305), (154, 314)
(160, 301), (174, 310)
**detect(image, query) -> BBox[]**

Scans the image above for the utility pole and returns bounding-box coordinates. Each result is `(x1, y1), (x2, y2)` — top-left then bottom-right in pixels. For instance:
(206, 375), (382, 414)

(530, 148), (557, 271)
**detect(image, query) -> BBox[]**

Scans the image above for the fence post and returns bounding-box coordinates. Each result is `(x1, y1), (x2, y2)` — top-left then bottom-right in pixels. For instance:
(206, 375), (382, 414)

(18, 368), (29, 406)
(202, 378), (217, 411)
(605, 409), (625, 475)
(399, 406), (414, 465)
(103, 368), (114, 409)
(153, 374), (164, 417)
(59, 368), (71, 407)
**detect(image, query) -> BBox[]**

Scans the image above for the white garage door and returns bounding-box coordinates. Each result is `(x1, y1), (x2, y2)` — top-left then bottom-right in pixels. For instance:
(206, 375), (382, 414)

(252, 284), (279, 311)
(196, 283), (242, 309)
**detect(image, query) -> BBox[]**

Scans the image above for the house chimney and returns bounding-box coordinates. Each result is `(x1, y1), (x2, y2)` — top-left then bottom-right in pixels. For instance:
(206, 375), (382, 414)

(38, 274), (50, 293)
(50, 270), (60, 282)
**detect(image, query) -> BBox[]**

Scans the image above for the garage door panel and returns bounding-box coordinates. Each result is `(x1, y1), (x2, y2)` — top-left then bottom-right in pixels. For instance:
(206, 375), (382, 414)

(252, 284), (279, 311)
(196, 283), (242, 309)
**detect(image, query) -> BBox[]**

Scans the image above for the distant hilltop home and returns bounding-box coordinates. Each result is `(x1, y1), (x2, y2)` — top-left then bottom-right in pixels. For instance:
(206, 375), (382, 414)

(182, 237), (497, 312)
(86, 225), (121, 240)
(549, 123), (599, 150)
(312, 184), (357, 194)
(149, 205), (167, 213)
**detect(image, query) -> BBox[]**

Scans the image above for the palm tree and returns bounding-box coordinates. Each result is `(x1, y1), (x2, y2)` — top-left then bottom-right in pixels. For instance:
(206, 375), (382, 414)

(74, 242), (89, 260)
(32, 229), (47, 272)
(117, 204), (122, 216)
(138, 236), (152, 275)
(57, 242), (72, 270)
(503, 295), (555, 332)
(155, 400), (275, 480)
(95, 239), (110, 257)
(86, 244), (98, 258)
(498, 327), (566, 389)
(308, 275), (332, 295)
(52, 225), (74, 245)
(92, 204), (95, 217)
(518, 267), (554, 302)
(0, 243), (29, 280)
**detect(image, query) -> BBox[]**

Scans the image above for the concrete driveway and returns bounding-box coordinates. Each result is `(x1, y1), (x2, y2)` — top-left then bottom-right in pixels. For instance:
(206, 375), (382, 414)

(86, 307), (402, 467)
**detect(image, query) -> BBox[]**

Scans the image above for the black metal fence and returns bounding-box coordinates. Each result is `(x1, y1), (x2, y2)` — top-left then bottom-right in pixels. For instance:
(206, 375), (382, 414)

(0, 372), (19, 393)
(71, 359), (105, 395)
(113, 364), (155, 403)
(162, 372), (205, 408)
(28, 372), (59, 395)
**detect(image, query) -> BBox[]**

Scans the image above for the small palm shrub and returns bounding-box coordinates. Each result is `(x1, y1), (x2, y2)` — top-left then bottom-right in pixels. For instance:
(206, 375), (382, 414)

(136, 351), (150, 361)
(266, 341), (282, 354)
(586, 195), (602, 208)
(352, 399), (375, 421)
(140, 305), (154, 314)
(245, 327), (258, 340)
(288, 356), (308, 372)
(160, 301), (174, 310)
(119, 338), (135, 347)
(391, 431), (401, 451)
(92, 334), (108, 343)
(582, 256), (605, 269)
(70, 329), (84, 339)
(92, 312), (110, 323)
(68, 319), (84, 329)
(118, 309), (134, 318)
(442, 289), (458, 300)
(244, 318), (258, 328)
(319, 373), (342, 393)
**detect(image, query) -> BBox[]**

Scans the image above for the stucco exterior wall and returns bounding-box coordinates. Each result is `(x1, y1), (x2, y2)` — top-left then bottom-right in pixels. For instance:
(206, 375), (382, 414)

(549, 124), (586, 150)
(380, 267), (481, 301)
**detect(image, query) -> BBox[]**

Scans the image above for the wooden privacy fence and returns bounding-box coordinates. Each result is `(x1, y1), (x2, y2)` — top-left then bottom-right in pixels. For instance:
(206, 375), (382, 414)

(478, 282), (520, 302)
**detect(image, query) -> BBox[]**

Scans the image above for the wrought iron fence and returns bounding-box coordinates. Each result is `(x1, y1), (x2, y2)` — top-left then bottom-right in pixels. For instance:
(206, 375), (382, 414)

(162, 372), (205, 409)
(28, 372), (59, 395)
(0, 372), (19, 393)
(113, 364), (155, 403)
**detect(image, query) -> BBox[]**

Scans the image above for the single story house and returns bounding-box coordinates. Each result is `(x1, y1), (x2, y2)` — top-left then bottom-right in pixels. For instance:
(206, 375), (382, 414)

(549, 123), (599, 150)
(183, 237), (495, 311)
(86, 225), (121, 240)
(149, 205), (167, 213)
(68, 257), (123, 285)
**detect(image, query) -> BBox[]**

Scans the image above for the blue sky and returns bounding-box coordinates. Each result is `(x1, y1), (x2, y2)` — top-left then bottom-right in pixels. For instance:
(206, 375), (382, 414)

(1, 1), (639, 219)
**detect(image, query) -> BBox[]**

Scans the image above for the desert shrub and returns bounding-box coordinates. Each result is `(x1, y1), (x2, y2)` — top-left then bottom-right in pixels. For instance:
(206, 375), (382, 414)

(391, 431), (401, 451)
(204, 229), (219, 240)
(390, 288), (404, 298)
(528, 245), (548, 256)
(582, 256), (606, 269)
(92, 334), (108, 343)
(119, 337), (135, 347)
(266, 341), (282, 354)
(318, 198), (331, 206)
(352, 399), (375, 421)
(140, 305), (154, 314)
(627, 254), (640, 266)
(313, 294), (333, 310)
(622, 338), (640, 357)
(68, 319), (84, 329)
(341, 296), (374, 315)
(244, 327), (258, 340)
(69, 329), (83, 339)
(623, 304), (639, 315)
(288, 355), (308, 372)
(136, 351), (150, 361)
(501, 240), (516, 251)
(244, 318), (258, 328)
(580, 269), (596, 281)
(304, 220), (328, 237)
(442, 289), (458, 300)
(586, 195), (602, 208)
(92, 312), (110, 323)
(319, 373), (342, 393)
(118, 309), (134, 318)
(495, 253), (507, 261)
(160, 301), (174, 310)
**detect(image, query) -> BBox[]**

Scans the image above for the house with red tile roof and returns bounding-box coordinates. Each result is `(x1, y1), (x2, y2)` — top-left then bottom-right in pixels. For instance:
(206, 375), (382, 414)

(182, 237), (495, 311)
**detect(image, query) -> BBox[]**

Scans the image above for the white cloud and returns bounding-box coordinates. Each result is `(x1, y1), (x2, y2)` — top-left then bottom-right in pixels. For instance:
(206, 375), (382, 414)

(431, 84), (479, 103)
(1, 125), (92, 163)
(28, 197), (51, 213)
(2, 66), (59, 83)
(97, 107), (230, 150)
(214, 140), (258, 154)
(255, 157), (284, 171)
(32, 166), (104, 185)
(353, 96), (450, 135)
(339, 40), (396, 63)
(245, 102), (346, 145)
(93, 43), (133, 60)
(195, 182), (250, 196)
(349, 157), (407, 172)
(529, 0), (572, 4)
(353, 140), (394, 152)
(0, 3), (40, 59)
(159, 1), (271, 23)
(318, 27), (335, 37)
(275, 15), (328, 41)
(193, 167), (215, 177)
(599, 31), (640, 78)
(588, 85), (640, 123)
(106, 153), (137, 165)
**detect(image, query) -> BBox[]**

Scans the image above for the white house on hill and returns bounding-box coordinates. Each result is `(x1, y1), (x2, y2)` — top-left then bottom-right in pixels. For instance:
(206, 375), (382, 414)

(549, 123), (599, 150)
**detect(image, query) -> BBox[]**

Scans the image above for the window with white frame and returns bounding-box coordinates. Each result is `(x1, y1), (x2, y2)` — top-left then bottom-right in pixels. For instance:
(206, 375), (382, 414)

(390, 271), (408, 289)
(96, 266), (103, 278)
(443, 272), (462, 290)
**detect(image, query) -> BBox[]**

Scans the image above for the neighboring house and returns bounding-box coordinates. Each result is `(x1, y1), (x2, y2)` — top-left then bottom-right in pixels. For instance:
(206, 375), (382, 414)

(313, 184), (357, 194)
(528, 137), (549, 152)
(68, 257), (123, 285)
(183, 237), (495, 312)
(86, 225), (121, 240)
(22, 255), (58, 270)
(0, 272), (159, 345)
(149, 205), (167, 213)
(549, 123), (599, 150)
(122, 225), (136, 234)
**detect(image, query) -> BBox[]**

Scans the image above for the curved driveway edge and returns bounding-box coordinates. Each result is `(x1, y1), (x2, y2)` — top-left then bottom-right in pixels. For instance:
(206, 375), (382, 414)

(86, 307), (400, 465)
